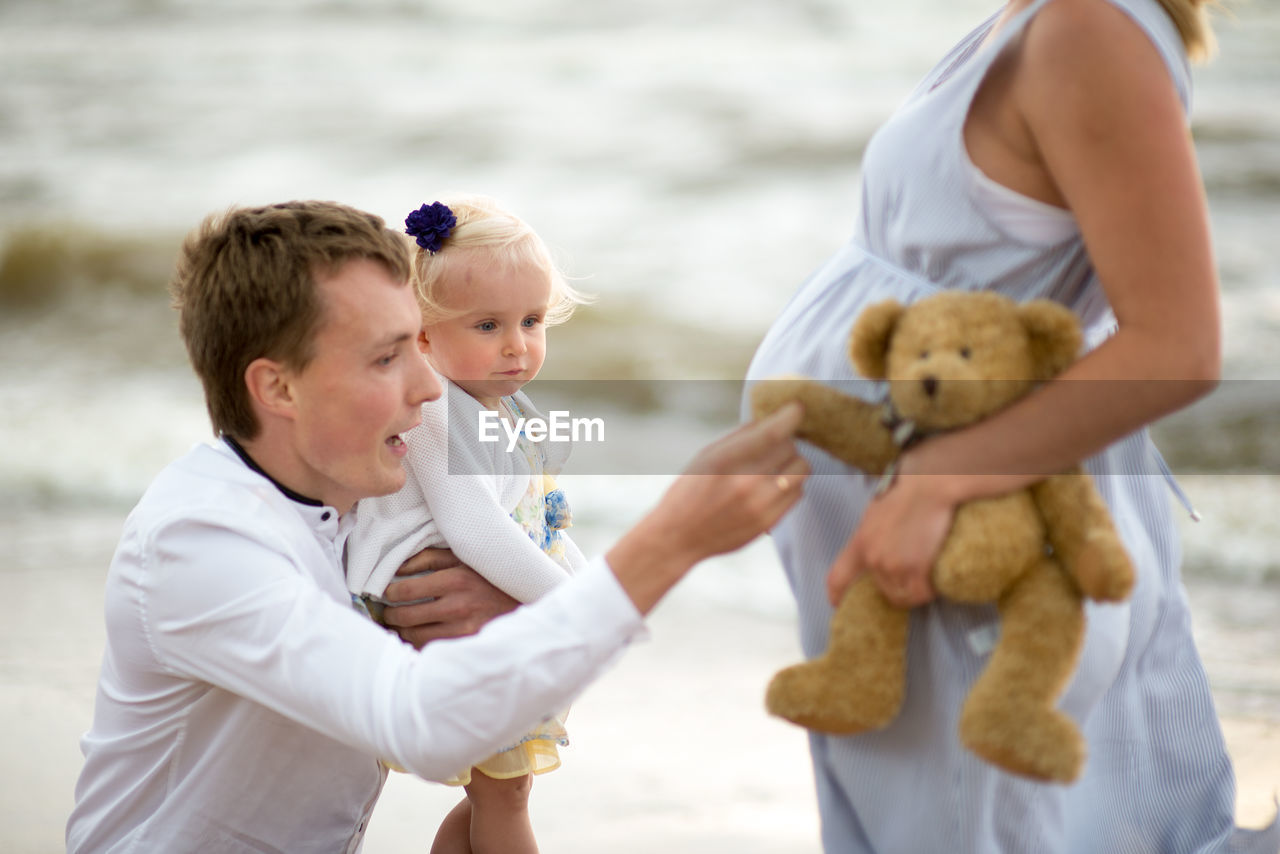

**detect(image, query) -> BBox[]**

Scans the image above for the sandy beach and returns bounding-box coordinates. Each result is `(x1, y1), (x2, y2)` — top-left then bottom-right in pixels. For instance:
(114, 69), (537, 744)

(2, 507), (1275, 853)
(365, 585), (1280, 853)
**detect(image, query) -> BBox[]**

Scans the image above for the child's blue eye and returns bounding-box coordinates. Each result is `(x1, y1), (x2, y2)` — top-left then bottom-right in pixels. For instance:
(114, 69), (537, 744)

(477, 321), (496, 332)
(522, 316), (540, 328)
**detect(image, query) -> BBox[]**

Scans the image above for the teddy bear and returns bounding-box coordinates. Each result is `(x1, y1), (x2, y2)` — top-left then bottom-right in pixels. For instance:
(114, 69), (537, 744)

(751, 290), (1135, 783)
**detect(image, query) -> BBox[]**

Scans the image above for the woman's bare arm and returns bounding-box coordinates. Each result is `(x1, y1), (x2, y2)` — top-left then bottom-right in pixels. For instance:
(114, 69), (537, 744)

(830, 0), (1219, 608)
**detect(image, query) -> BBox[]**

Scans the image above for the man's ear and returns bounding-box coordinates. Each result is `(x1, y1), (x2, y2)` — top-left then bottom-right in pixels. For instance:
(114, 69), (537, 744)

(244, 357), (296, 420)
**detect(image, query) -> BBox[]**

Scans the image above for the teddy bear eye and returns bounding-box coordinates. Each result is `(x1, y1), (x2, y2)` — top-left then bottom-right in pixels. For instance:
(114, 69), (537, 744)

(960, 347), (972, 359)
(920, 350), (930, 359)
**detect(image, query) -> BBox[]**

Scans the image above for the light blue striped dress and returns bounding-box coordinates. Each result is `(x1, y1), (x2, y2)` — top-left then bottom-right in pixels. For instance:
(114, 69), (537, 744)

(743, 1), (1280, 851)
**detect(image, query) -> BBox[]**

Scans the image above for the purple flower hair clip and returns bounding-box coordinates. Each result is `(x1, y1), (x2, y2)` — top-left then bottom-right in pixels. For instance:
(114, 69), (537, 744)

(405, 201), (457, 254)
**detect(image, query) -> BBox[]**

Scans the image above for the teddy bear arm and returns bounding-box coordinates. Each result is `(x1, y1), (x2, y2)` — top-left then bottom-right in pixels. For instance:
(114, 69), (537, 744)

(1031, 470), (1135, 602)
(750, 378), (895, 474)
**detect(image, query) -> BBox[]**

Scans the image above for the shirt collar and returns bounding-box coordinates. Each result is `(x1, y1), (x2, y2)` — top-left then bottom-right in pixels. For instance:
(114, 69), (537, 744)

(222, 435), (323, 506)
(221, 435), (351, 543)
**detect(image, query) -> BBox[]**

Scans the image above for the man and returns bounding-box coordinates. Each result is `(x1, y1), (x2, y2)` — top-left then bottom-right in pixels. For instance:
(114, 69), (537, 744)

(66, 200), (806, 852)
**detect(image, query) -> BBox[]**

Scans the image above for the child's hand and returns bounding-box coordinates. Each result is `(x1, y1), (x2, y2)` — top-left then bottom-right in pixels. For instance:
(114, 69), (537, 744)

(381, 548), (520, 649)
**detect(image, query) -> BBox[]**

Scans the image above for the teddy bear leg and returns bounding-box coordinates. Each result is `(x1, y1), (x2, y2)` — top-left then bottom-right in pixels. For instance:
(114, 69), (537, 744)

(958, 557), (1087, 783)
(1032, 471), (1135, 602)
(765, 576), (909, 734)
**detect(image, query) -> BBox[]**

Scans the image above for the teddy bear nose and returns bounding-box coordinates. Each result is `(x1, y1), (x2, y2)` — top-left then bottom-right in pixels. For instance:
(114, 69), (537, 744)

(922, 376), (939, 397)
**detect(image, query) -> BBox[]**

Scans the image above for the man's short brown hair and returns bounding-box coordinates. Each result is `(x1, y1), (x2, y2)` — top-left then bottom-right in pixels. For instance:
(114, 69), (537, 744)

(171, 200), (411, 439)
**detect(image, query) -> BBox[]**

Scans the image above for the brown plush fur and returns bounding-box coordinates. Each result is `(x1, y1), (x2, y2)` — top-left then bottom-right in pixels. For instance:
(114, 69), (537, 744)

(752, 291), (1135, 783)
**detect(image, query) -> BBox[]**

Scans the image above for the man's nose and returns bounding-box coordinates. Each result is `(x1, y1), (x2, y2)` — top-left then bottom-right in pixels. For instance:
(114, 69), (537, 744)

(412, 354), (443, 405)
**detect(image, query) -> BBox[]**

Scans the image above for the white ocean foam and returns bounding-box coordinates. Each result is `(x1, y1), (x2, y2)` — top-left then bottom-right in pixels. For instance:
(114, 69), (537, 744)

(1, 0), (1277, 580)
(0, 367), (209, 506)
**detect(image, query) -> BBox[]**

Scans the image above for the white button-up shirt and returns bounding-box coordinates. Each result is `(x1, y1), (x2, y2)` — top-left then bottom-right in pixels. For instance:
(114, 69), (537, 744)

(67, 440), (644, 853)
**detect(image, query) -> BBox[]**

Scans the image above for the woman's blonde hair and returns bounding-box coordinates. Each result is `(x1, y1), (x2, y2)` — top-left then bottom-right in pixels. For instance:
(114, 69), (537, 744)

(1157, 0), (1218, 62)
(407, 195), (590, 325)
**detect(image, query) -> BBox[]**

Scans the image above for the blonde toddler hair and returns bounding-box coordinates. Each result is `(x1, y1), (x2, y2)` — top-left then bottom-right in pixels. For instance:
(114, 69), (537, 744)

(408, 195), (590, 325)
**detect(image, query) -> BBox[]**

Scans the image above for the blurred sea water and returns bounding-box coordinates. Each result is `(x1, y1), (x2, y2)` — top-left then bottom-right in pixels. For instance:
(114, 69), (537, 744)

(2, 0), (1279, 553)
(0, 2), (1278, 847)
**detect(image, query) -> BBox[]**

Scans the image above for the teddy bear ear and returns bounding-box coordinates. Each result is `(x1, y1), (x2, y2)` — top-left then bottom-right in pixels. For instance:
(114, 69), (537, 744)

(1019, 300), (1083, 380)
(849, 299), (904, 379)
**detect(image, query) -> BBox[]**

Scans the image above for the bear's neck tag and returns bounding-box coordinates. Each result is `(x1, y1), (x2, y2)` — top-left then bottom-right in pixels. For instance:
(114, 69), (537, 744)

(892, 419), (917, 447)
(879, 403), (919, 449)
(876, 404), (923, 497)
(874, 460), (900, 497)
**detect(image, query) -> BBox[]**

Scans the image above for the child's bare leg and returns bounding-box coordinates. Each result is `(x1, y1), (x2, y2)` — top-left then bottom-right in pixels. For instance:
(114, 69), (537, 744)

(430, 797), (473, 854)
(464, 769), (538, 854)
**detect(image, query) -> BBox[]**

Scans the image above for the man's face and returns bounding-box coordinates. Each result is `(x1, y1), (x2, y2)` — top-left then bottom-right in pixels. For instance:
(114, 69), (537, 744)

(284, 257), (440, 514)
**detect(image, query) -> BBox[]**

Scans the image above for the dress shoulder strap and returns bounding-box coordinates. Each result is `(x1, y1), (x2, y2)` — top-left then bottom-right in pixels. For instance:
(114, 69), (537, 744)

(914, 0), (1190, 113)
(1100, 0), (1192, 110)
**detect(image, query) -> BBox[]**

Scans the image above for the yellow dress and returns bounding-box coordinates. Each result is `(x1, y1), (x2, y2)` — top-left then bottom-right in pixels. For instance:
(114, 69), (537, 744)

(445, 457), (576, 785)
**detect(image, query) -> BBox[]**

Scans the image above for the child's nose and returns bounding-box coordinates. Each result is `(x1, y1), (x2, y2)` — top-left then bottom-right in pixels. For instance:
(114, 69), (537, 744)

(503, 332), (527, 356)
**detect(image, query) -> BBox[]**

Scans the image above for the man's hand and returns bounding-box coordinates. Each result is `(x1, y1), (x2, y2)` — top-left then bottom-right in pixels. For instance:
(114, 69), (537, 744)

(379, 548), (519, 650)
(606, 402), (810, 615)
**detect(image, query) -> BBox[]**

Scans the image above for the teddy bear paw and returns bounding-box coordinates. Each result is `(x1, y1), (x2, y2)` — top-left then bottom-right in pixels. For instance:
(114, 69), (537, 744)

(1072, 533), (1135, 602)
(764, 659), (903, 735)
(749, 375), (812, 419)
(960, 704), (1085, 783)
